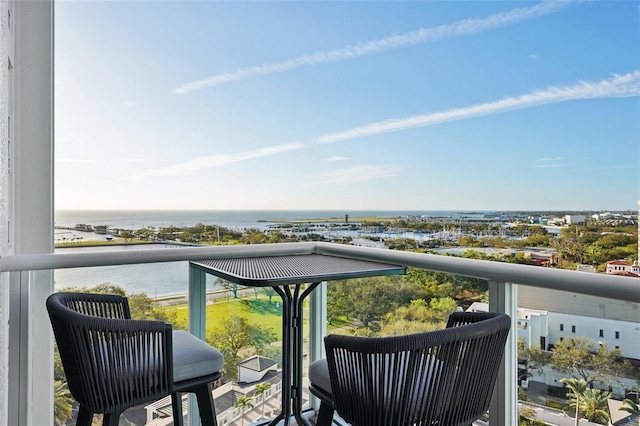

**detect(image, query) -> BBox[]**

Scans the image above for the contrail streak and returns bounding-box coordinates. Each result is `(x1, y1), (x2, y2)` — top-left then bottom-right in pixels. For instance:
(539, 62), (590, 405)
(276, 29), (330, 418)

(138, 71), (637, 178)
(175, 1), (572, 94)
(137, 143), (303, 177)
(315, 71), (640, 144)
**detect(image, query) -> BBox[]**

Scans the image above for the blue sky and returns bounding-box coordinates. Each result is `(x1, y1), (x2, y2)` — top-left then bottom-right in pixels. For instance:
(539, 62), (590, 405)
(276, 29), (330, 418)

(55, 1), (640, 211)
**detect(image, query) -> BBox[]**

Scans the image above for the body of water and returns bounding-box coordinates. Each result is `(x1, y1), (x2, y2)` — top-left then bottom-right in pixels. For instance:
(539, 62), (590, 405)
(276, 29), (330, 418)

(52, 209), (498, 296)
(55, 209), (489, 231)
(54, 244), (218, 297)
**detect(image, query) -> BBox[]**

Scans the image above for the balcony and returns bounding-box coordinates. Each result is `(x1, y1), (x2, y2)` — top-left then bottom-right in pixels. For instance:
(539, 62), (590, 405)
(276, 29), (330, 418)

(2, 241), (639, 425)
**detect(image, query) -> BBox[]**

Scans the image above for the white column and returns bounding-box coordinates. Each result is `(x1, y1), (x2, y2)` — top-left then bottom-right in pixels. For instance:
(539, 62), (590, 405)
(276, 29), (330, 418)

(0, 0), (12, 422)
(8, 1), (54, 425)
(488, 280), (518, 426)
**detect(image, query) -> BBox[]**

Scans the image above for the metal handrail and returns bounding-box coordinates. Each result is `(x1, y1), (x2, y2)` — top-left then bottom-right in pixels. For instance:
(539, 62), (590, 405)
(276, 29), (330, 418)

(1, 241), (638, 303)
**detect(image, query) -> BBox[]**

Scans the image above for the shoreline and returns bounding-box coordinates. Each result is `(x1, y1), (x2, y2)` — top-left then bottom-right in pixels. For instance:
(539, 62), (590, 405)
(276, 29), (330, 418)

(154, 287), (256, 307)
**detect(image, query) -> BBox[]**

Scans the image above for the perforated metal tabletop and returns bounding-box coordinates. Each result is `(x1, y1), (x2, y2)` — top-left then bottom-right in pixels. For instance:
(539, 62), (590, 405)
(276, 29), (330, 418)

(190, 253), (406, 286)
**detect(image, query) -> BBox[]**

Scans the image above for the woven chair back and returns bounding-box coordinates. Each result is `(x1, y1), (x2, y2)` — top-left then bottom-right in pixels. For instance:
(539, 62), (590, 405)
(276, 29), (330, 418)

(47, 292), (173, 415)
(324, 311), (511, 426)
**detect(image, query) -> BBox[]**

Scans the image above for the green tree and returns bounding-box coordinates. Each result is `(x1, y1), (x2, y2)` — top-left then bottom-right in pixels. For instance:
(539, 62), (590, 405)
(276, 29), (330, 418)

(208, 316), (276, 380)
(254, 382), (272, 419)
(379, 298), (458, 336)
(551, 337), (632, 387)
(346, 276), (402, 330)
(120, 230), (135, 241)
(241, 228), (269, 244)
(326, 280), (350, 325)
(517, 339), (551, 379)
(561, 377), (588, 426)
(261, 287), (279, 304)
(580, 388), (611, 424)
(235, 396), (254, 426)
(53, 380), (74, 426)
(216, 277), (243, 298)
(619, 399), (640, 426)
(519, 406), (546, 425)
(134, 227), (155, 240)
(552, 228), (584, 266)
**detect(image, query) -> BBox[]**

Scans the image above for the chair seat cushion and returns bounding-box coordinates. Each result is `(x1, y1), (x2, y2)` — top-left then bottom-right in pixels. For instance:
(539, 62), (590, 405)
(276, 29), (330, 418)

(309, 358), (332, 393)
(172, 331), (224, 382)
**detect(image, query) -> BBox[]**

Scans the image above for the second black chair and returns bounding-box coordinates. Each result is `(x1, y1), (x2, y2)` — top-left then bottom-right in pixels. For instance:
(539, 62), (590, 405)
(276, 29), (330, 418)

(309, 311), (511, 426)
(47, 292), (224, 426)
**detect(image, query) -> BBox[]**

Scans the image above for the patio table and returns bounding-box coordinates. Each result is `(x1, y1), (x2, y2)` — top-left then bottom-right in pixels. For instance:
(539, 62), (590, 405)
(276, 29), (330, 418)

(190, 253), (406, 426)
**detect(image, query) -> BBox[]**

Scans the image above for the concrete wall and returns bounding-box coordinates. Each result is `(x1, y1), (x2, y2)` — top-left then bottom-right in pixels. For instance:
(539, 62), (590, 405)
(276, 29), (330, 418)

(4, 1), (54, 424)
(518, 285), (640, 323)
(0, 0), (11, 422)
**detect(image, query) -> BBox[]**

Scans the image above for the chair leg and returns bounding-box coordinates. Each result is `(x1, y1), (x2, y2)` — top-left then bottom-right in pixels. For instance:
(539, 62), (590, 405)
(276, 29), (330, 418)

(76, 406), (93, 426)
(194, 382), (217, 426)
(172, 392), (184, 426)
(102, 411), (122, 426)
(315, 402), (334, 426)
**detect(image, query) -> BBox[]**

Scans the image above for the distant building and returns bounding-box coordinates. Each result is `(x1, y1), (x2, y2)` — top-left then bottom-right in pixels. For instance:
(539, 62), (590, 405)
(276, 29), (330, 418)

(576, 264), (596, 273)
(608, 398), (639, 426)
(351, 238), (388, 249)
(565, 214), (586, 225)
(606, 260), (640, 277)
(237, 355), (279, 383)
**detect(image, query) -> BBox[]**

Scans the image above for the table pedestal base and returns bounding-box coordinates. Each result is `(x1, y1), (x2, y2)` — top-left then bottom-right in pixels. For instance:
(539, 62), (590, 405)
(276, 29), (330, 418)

(265, 282), (320, 426)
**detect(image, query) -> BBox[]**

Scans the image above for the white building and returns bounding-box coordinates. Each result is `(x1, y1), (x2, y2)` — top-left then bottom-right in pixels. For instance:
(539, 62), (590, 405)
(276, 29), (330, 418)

(565, 214), (587, 225)
(471, 286), (640, 396)
(351, 237), (388, 249)
(606, 260), (640, 277)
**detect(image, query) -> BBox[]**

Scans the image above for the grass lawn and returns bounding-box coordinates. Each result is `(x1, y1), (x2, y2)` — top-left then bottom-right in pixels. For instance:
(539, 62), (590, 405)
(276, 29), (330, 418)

(166, 295), (356, 340)
(170, 296), (287, 339)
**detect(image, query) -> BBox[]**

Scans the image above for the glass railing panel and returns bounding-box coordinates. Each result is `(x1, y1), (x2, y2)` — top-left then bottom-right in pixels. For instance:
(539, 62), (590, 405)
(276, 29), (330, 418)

(516, 284), (640, 425)
(203, 281), (285, 426)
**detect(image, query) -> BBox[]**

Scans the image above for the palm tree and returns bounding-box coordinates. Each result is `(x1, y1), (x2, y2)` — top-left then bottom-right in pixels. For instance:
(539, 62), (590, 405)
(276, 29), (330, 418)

(580, 388), (611, 424)
(560, 377), (587, 426)
(235, 396), (254, 426)
(620, 398), (640, 426)
(53, 380), (74, 426)
(254, 382), (272, 419)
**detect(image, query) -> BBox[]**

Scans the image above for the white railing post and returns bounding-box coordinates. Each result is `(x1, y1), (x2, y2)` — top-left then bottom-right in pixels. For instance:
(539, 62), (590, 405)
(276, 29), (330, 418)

(309, 281), (327, 411)
(488, 280), (518, 426)
(188, 265), (208, 426)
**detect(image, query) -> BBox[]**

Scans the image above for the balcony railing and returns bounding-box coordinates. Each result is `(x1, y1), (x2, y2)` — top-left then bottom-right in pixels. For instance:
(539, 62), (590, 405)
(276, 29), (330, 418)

(2, 241), (639, 426)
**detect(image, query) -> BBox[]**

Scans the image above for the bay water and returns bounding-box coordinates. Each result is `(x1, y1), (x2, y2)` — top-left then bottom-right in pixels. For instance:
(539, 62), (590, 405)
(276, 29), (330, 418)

(53, 209), (485, 296)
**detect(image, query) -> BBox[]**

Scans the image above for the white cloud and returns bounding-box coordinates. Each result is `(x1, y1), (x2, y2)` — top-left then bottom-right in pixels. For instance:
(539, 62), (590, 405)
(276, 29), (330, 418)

(312, 165), (402, 185)
(136, 143), (304, 177)
(174, 1), (571, 94)
(529, 54), (538, 60)
(326, 156), (349, 162)
(114, 101), (139, 108)
(118, 158), (145, 162)
(315, 71), (640, 144)
(534, 164), (567, 168)
(536, 157), (563, 161)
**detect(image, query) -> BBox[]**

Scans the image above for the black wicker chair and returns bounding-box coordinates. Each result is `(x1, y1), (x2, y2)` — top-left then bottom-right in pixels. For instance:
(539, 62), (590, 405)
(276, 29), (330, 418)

(47, 292), (224, 426)
(308, 311), (511, 426)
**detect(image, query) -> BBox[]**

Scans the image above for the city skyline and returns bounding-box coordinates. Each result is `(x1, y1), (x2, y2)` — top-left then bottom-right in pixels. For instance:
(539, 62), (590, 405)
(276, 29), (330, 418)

(55, 1), (640, 211)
